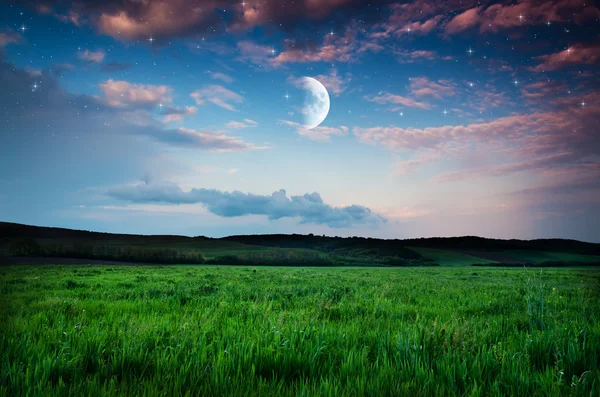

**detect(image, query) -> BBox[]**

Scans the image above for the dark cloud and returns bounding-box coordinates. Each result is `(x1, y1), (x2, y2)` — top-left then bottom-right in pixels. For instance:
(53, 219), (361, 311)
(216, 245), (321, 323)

(107, 180), (387, 228)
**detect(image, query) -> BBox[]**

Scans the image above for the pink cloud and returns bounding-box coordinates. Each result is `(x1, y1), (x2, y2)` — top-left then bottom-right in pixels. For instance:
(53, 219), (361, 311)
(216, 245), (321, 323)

(226, 119), (258, 129)
(0, 30), (23, 47)
(209, 72), (234, 83)
(99, 79), (172, 108)
(409, 77), (456, 99)
(191, 85), (244, 111)
(281, 120), (347, 142)
(531, 44), (600, 72)
(354, 103), (600, 179)
(77, 49), (105, 63)
(173, 128), (267, 152)
(445, 0), (600, 34)
(314, 69), (351, 96)
(162, 106), (197, 123)
(445, 7), (482, 34)
(364, 93), (430, 110)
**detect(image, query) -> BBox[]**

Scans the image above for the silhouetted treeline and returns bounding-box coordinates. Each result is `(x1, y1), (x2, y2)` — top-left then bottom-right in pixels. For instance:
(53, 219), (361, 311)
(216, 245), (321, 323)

(9, 239), (206, 264)
(205, 249), (438, 267)
(2, 222), (599, 259)
(221, 234), (424, 259)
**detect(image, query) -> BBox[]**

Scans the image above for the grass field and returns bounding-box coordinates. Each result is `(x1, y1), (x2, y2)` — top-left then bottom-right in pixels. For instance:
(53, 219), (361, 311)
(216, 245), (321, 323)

(1, 265), (599, 396)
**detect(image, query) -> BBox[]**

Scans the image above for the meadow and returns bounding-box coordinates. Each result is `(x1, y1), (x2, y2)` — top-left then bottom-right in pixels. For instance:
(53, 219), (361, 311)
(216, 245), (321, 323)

(1, 265), (599, 396)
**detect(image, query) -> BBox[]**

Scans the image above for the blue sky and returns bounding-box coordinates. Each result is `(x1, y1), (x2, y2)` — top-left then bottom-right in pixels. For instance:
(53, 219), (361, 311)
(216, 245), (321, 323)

(0, 0), (599, 241)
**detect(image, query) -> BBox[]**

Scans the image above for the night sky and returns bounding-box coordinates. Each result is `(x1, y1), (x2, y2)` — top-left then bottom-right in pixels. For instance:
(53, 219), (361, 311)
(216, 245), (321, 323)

(0, 0), (598, 241)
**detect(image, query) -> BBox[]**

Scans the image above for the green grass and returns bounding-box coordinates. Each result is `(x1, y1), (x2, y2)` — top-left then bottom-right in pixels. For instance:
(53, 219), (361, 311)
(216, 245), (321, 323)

(408, 247), (498, 266)
(1, 265), (599, 396)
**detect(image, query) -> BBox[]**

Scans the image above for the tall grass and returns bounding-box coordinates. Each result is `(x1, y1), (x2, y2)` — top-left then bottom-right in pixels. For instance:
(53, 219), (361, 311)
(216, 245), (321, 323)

(1, 265), (599, 396)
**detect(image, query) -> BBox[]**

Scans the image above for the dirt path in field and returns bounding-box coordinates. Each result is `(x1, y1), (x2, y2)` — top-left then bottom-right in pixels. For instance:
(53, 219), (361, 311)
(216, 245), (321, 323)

(0, 257), (168, 266)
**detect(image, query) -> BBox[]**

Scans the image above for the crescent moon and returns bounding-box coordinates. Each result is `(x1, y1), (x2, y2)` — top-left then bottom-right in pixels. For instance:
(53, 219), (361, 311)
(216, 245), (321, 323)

(301, 77), (330, 129)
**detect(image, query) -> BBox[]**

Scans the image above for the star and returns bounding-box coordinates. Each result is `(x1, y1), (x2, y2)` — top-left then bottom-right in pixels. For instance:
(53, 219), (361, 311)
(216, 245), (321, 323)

(19, 25), (26, 33)
(581, 101), (586, 107)
(443, 109), (448, 115)
(467, 47), (474, 56)
(148, 37), (154, 44)
(514, 79), (519, 86)
(284, 93), (289, 100)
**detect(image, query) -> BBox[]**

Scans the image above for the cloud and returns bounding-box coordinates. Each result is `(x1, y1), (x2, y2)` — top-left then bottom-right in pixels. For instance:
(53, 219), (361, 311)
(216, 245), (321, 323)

(106, 180), (387, 228)
(77, 49), (105, 63)
(435, 152), (582, 182)
(281, 120), (347, 142)
(409, 77), (456, 99)
(162, 106), (197, 123)
(267, 25), (382, 66)
(237, 40), (277, 69)
(191, 85), (244, 111)
(364, 93), (430, 109)
(18, 0), (396, 42)
(226, 119), (257, 129)
(209, 71), (234, 83)
(99, 79), (172, 108)
(354, 103), (600, 183)
(0, 30), (23, 47)
(394, 50), (439, 63)
(144, 127), (266, 152)
(445, 0), (600, 34)
(445, 7), (482, 34)
(273, 32), (356, 64)
(314, 69), (351, 96)
(531, 44), (600, 72)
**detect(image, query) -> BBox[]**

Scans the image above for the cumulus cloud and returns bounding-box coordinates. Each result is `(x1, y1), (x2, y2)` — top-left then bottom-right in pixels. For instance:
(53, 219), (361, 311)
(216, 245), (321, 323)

(281, 120), (347, 142)
(106, 180), (387, 228)
(99, 79), (172, 108)
(77, 49), (105, 63)
(191, 85), (244, 111)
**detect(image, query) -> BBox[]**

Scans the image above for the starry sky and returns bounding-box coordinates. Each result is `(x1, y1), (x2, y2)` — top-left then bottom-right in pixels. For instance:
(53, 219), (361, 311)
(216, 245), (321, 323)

(0, 0), (599, 241)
